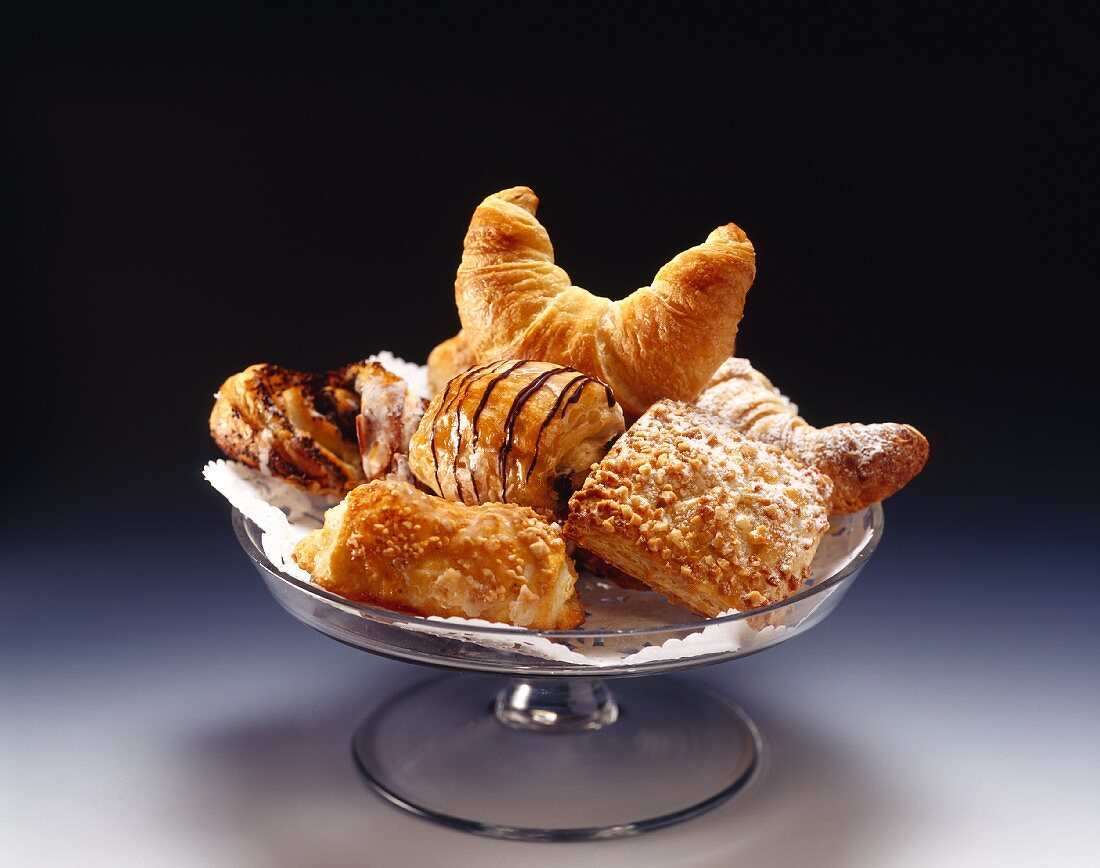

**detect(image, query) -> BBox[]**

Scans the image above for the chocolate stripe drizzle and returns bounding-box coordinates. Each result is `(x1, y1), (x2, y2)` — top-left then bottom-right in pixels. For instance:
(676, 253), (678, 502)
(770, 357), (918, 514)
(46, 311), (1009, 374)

(470, 360), (528, 446)
(465, 360), (527, 499)
(526, 373), (589, 483)
(429, 361), (496, 499)
(497, 366), (573, 501)
(429, 359), (617, 506)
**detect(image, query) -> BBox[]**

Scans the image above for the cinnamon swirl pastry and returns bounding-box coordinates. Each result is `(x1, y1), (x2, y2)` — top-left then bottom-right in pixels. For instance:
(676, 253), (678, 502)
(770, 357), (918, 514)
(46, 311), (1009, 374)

(210, 361), (425, 496)
(408, 360), (625, 516)
(210, 363), (364, 495)
(293, 480), (585, 629)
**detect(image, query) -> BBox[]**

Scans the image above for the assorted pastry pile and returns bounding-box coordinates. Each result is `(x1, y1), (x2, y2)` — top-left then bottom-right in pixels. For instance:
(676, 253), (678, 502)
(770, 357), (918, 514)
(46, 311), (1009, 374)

(210, 186), (929, 630)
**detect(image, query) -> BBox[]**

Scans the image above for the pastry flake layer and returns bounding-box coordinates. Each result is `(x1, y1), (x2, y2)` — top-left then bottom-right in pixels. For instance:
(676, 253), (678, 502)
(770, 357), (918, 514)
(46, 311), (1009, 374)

(293, 480), (585, 629)
(564, 400), (833, 617)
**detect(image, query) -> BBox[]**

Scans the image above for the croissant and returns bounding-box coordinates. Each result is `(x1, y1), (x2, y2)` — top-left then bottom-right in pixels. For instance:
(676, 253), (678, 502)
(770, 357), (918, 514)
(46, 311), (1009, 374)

(696, 358), (929, 514)
(409, 359), (625, 516)
(453, 186), (757, 419)
(209, 361), (425, 496)
(427, 330), (476, 395)
(293, 480), (585, 629)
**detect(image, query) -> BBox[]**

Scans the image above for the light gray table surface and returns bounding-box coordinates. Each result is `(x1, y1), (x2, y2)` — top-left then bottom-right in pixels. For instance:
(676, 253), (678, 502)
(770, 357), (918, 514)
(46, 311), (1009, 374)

(3, 497), (1097, 867)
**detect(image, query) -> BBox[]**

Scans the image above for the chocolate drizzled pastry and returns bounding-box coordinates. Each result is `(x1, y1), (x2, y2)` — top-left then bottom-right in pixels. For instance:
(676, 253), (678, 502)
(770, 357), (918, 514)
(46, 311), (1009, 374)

(408, 359), (625, 517)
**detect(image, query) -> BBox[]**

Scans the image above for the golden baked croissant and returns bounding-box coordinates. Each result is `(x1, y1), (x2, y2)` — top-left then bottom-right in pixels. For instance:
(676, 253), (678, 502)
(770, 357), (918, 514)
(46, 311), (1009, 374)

(565, 400), (833, 617)
(452, 186), (757, 419)
(427, 331), (476, 395)
(696, 358), (929, 514)
(409, 359), (625, 516)
(210, 361), (425, 496)
(293, 480), (585, 629)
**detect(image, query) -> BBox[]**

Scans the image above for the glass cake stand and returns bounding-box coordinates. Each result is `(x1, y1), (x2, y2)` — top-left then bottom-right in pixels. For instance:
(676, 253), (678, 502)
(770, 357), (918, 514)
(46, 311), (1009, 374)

(233, 503), (884, 841)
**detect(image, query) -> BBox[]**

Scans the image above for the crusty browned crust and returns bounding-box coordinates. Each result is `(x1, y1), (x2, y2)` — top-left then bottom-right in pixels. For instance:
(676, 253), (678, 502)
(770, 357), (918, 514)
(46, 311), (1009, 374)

(697, 358), (929, 513)
(564, 400), (832, 616)
(293, 480), (584, 629)
(453, 186), (756, 419)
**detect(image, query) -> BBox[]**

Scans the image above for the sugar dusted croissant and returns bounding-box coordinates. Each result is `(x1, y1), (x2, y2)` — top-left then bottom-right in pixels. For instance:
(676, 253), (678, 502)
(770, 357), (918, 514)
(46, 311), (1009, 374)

(293, 480), (585, 629)
(210, 360), (425, 496)
(696, 358), (929, 514)
(409, 359), (625, 517)
(454, 186), (757, 419)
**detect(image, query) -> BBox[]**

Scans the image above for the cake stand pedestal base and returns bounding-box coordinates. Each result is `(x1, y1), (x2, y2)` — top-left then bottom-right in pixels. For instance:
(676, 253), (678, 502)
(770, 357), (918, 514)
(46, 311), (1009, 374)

(351, 674), (763, 841)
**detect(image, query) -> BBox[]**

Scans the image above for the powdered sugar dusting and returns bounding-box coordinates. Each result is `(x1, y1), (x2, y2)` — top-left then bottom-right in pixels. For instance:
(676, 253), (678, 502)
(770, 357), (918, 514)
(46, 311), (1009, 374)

(368, 351), (430, 400)
(698, 358), (928, 513)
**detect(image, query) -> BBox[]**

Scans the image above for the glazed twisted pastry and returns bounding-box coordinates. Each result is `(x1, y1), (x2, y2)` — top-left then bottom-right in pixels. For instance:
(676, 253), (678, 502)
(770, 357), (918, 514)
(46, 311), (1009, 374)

(209, 361), (424, 496)
(210, 363), (363, 494)
(696, 358), (929, 514)
(352, 362), (426, 482)
(452, 186), (757, 418)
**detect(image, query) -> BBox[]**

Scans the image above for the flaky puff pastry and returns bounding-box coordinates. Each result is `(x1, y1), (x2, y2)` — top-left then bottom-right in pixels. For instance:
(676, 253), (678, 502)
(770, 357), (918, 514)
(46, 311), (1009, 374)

(697, 358), (928, 514)
(409, 359), (625, 517)
(564, 401), (833, 617)
(293, 481), (584, 629)
(452, 186), (756, 419)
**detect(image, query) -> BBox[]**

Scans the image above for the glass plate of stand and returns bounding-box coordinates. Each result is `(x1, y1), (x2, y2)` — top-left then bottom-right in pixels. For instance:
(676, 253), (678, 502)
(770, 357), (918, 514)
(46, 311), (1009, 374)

(232, 502), (883, 840)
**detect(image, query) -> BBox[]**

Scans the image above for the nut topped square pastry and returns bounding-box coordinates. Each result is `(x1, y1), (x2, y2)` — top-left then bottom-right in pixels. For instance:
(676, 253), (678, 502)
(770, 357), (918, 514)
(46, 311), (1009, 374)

(564, 400), (833, 617)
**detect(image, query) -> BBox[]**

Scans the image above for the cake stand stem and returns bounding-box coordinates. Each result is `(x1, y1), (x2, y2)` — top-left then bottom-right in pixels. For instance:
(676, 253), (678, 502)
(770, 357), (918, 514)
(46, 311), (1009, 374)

(351, 674), (763, 840)
(494, 678), (619, 732)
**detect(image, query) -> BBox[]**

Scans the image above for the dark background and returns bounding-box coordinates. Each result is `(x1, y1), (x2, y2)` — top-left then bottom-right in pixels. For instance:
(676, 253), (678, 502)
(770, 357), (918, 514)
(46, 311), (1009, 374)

(4, 9), (1097, 864)
(5, 6), (1094, 532)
